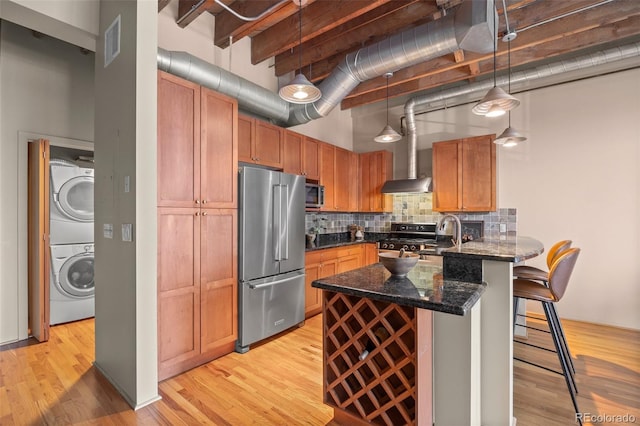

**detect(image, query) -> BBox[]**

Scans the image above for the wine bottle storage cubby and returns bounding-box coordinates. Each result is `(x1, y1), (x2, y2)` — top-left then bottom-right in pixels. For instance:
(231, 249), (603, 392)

(323, 291), (423, 425)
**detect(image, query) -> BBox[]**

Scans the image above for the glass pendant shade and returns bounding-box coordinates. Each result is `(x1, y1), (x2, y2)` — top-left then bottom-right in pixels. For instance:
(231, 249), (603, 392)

(374, 124), (402, 143)
(472, 86), (519, 116)
(279, 73), (322, 103)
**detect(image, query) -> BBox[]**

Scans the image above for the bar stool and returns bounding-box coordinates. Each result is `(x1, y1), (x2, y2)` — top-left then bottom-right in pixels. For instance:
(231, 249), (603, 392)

(513, 239), (575, 375)
(513, 248), (581, 423)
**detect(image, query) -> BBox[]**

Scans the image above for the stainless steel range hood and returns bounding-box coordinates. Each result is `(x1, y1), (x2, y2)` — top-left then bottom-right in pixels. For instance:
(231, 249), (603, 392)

(381, 177), (431, 194)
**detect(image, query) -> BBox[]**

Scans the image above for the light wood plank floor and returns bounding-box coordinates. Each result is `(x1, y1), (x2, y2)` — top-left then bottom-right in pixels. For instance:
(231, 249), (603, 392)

(1, 313), (638, 425)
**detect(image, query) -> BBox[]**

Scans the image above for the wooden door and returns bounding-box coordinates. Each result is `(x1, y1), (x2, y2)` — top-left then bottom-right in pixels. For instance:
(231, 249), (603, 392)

(200, 209), (238, 354)
(359, 153), (372, 212)
(200, 88), (238, 208)
(461, 135), (496, 211)
(254, 120), (283, 168)
(303, 137), (320, 180)
(369, 152), (383, 212)
(320, 259), (338, 279)
(157, 71), (200, 208)
(320, 143), (336, 211)
(158, 207), (201, 380)
(28, 138), (50, 342)
(432, 140), (462, 212)
(334, 147), (351, 211)
(337, 255), (360, 273)
(238, 114), (254, 163)
(283, 130), (303, 175)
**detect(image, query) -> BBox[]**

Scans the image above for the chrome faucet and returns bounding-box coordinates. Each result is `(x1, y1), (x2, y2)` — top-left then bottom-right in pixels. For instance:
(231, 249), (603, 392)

(437, 214), (462, 248)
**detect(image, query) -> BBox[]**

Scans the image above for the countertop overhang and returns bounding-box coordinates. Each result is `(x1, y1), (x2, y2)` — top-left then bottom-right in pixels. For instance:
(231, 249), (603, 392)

(441, 236), (544, 263)
(311, 263), (485, 316)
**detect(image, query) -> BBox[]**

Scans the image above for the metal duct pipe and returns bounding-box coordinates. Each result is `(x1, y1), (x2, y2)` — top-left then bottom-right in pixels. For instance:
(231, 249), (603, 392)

(157, 0), (495, 127)
(287, 0), (496, 125)
(404, 41), (640, 179)
(157, 48), (291, 124)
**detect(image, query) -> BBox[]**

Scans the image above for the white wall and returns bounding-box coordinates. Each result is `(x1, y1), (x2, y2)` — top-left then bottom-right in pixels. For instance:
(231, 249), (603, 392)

(158, 2), (353, 149)
(354, 69), (640, 330)
(0, 0), (99, 51)
(0, 20), (94, 344)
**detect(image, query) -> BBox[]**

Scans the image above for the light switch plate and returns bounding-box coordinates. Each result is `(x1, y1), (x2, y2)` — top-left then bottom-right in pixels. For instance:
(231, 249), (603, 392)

(499, 223), (507, 233)
(122, 223), (132, 242)
(124, 176), (130, 193)
(103, 223), (113, 239)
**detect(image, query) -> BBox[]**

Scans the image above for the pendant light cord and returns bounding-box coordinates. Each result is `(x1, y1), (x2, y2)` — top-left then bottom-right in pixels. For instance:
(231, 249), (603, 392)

(507, 39), (511, 126)
(492, 3), (497, 88)
(298, 0), (302, 76)
(386, 75), (389, 124)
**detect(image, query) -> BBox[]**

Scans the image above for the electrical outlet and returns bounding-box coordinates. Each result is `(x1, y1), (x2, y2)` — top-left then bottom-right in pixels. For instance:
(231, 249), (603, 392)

(122, 224), (133, 242)
(499, 223), (507, 233)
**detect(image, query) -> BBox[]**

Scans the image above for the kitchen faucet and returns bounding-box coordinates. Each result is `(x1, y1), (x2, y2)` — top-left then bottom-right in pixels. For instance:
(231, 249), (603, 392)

(437, 214), (462, 248)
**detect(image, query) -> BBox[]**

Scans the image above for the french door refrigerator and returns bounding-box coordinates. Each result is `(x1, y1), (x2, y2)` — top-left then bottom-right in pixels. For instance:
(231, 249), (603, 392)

(236, 166), (305, 353)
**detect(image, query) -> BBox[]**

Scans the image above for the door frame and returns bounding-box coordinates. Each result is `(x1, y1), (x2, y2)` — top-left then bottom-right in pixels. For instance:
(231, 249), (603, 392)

(18, 131), (93, 341)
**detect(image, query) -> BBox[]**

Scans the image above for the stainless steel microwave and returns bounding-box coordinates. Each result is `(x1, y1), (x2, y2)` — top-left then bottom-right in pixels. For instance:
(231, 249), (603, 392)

(305, 183), (325, 208)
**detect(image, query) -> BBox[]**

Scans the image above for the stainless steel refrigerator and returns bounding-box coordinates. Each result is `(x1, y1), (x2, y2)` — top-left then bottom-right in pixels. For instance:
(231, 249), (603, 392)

(236, 166), (306, 353)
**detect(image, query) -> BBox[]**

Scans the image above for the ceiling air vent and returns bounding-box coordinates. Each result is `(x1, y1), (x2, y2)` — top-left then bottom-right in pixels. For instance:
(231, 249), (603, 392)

(104, 15), (121, 68)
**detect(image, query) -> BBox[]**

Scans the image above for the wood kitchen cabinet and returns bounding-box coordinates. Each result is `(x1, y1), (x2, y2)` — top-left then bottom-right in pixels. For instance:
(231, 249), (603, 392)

(432, 134), (496, 212)
(305, 250), (338, 318)
(320, 143), (336, 211)
(359, 150), (393, 213)
(158, 71), (237, 209)
(334, 147), (355, 212)
(364, 243), (379, 266)
(283, 130), (320, 180)
(158, 208), (237, 380)
(238, 114), (284, 168)
(157, 72), (239, 380)
(336, 246), (362, 273)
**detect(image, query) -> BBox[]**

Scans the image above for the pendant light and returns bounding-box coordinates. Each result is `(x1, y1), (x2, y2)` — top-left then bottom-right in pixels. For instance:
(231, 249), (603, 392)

(472, 4), (519, 117)
(494, 32), (527, 147)
(279, 0), (321, 104)
(374, 72), (402, 143)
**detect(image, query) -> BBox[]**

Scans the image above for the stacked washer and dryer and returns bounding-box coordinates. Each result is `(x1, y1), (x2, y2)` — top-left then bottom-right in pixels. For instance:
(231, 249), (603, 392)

(49, 159), (95, 325)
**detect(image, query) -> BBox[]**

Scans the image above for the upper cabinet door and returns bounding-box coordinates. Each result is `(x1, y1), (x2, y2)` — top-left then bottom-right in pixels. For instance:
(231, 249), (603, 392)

(334, 147), (351, 211)
(302, 137), (320, 181)
(157, 71), (200, 208)
(283, 130), (303, 175)
(461, 135), (496, 212)
(200, 88), (238, 209)
(432, 140), (462, 212)
(320, 143), (336, 211)
(254, 120), (284, 168)
(237, 115), (254, 164)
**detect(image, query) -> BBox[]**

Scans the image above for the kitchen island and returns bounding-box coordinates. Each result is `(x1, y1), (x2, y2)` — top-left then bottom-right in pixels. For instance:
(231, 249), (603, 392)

(312, 236), (543, 426)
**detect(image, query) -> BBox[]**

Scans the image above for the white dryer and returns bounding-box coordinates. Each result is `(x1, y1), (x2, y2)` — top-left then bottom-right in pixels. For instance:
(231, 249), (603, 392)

(50, 243), (95, 325)
(50, 161), (94, 245)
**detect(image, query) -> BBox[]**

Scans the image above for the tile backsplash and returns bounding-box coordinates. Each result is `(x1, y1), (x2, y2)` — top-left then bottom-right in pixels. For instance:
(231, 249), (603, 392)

(306, 193), (517, 239)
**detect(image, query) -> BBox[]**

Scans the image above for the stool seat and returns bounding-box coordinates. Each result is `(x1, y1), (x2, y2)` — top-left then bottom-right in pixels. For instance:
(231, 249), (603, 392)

(513, 266), (548, 281)
(513, 278), (557, 302)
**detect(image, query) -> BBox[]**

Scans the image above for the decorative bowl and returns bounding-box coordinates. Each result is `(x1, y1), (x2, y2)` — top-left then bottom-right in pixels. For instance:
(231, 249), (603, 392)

(379, 252), (419, 276)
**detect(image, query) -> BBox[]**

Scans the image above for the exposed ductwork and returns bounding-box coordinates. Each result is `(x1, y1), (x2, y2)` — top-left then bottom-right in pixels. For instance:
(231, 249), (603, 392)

(158, 0), (496, 127)
(396, 41), (640, 191)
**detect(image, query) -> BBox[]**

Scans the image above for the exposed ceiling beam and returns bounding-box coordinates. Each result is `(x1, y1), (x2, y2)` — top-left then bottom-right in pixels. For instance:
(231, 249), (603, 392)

(251, 0), (394, 65)
(177, 0), (214, 28)
(158, 0), (171, 13)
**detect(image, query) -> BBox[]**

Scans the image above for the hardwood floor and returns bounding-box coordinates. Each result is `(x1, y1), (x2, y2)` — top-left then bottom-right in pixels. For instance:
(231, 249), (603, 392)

(1, 313), (638, 425)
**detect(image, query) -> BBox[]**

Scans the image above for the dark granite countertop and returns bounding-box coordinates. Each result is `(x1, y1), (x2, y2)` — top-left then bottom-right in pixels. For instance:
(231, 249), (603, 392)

(311, 263), (486, 316)
(441, 236), (544, 263)
(306, 232), (387, 251)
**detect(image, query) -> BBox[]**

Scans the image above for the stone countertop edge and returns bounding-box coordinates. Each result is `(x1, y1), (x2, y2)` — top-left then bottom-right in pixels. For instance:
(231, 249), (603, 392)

(306, 235), (384, 252)
(311, 264), (486, 316)
(441, 236), (544, 263)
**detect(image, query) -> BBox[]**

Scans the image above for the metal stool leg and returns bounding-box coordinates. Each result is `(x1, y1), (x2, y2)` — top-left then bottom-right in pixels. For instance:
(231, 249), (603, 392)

(549, 303), (576, 376)
(543, 302), (581, 424)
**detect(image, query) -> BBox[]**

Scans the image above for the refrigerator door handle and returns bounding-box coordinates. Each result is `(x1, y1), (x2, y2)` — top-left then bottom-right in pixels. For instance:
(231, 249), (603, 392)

(247, 273), (305, 289)
(281, 184), (289, 260)
(273, 184), (281, 261)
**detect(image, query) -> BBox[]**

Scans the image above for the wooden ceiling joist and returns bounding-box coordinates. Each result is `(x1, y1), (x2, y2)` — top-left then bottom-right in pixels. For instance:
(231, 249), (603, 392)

(177, 0), (214, 28)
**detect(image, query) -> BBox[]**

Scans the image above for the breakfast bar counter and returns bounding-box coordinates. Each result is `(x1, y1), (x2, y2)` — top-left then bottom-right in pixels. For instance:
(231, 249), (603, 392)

(312, 236), (544, 426)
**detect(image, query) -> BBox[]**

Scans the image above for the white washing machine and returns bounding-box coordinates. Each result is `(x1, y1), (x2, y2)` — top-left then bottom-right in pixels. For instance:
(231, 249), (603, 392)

(50, 161), (94, 245)
(50, 243), (95, 325)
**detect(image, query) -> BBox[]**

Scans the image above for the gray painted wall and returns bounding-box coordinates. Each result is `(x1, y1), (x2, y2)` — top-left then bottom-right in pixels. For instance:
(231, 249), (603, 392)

(93, 1), (158, 408)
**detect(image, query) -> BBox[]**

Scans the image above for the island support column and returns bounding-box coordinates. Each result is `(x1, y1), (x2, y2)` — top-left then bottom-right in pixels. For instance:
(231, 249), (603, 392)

(481, 260), (514, 426)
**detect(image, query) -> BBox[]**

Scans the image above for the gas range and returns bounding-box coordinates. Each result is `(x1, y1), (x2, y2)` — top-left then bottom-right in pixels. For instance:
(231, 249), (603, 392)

(379, 223), (438, 252)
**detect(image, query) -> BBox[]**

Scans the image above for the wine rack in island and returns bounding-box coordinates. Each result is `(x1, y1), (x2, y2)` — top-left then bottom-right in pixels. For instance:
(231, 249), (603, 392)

(322, 291), (433, 425)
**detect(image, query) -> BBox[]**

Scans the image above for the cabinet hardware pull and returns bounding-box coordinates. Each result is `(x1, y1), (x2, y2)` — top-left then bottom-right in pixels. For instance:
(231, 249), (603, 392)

(202, 212), (207, 216)
(195, 212), (200, 216)
(195, 199), (200, 204)
(202, 200), (208, 204)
